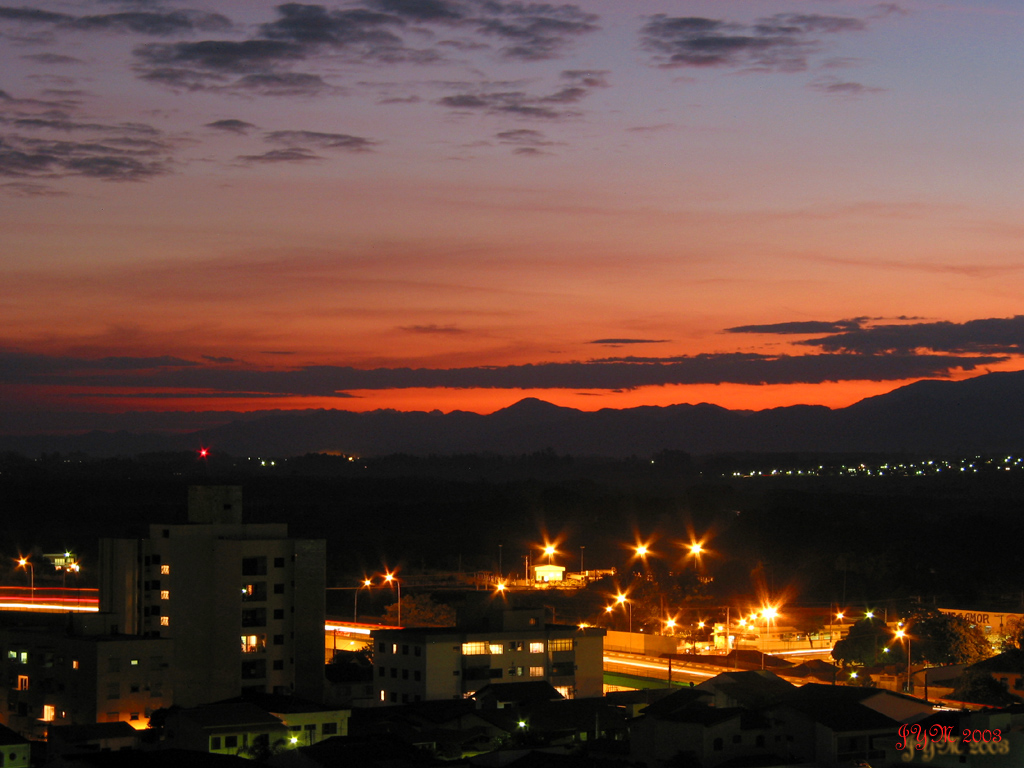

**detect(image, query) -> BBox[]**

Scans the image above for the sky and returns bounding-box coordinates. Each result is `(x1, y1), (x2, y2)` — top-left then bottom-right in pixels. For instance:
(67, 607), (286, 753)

(2, 0), (1023, 434)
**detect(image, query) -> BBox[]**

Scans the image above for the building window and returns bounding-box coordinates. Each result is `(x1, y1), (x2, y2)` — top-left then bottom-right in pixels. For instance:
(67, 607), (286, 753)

(488, 643), (504, 655)
(72, 660), (79, 670)
(242, 583), (267, 602)
(462, 642), (488, 655)
(210, 736), (222, 750)
(107, 682), (119, 699)
(241, 608), (267, 627)
(551, 661), (574, 676)
(108, 658), (121, 673)
(274, 557), (285, 568)
(225, 735), (238, 749)
(151, 554), (161, 564)
(414, 647), (421, 657)
(160, 564), (170, 575)
(322, 722), (338, 736)
(414, 671), (421, 681)
(273, 634), (284, 645)
(273, 660), (284, 671)
(130, 712), (139, 721)
(509, 642), (524, 651)
(160, 590), (169, 600)
(42, 704), (55, 722)
(274, 583), (285, 594)
(19, 651), (28, 664)
(242, 557), (267, 576)
(130, 659), (139, 666)
(160, 616), (170, 627)
(16, 675), (29, 691)
(530, 666), (544, 677)
(273, 609), (284, 619)
(555, 685), (573, 699)
(713, 738), (723, 751)
(241, 634), (266, 653)
(402, 645), (409, 655)
(549, 639), (573, 652)
(379, 690), (386, 701)
(529, 642), (545, 654)
(241, 659), (267, 680)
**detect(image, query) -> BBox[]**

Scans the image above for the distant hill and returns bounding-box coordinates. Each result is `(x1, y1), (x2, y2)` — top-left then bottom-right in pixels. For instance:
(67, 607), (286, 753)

(5, 370), (1024, 457)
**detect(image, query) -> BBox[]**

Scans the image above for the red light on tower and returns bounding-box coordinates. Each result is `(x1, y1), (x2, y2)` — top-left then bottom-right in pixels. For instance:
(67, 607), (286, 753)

(199, 448), (209, 458)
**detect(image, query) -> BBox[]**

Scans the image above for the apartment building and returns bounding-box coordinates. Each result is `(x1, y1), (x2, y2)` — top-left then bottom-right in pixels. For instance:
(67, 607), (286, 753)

(99, 486), (326, 707)
(371, 608), (604, 705)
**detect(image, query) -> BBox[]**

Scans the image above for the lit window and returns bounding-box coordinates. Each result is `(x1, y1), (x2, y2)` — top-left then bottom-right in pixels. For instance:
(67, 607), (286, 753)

(160, 616), (169, 627)
(555, 685), (573, 699)
(488, 643), (504, 655)
(17, 675), (29, 691)
(160, 564), (170, 575)
(461, 642), (488, 655)
(19, 651), (28, 664)
(72, 660), (79, 670)
(160, 590), (169, 600)
(42, 704), (55, 722)
(529, 642), (544, 654)
(530, 666), (544, 677)
(240, 634), (266, 653)
(549, 639), (573, 651)
(130, 659), (139, 666)
(6, 651), (15, 660)
(379, 690), (386, 701)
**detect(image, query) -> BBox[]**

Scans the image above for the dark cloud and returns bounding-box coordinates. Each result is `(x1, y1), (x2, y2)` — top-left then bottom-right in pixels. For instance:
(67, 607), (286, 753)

(399, 324), (466, 334)
(495, 128), (551, 146)
(797, 316), (1024, 355)
(0, 6), (230, 36)
(0, 349), (1004, 396)
(134, 39), (306, 73)
(589, 339), (671, 345)
(0, 180), (67, 197)
(367, 0), (464, 22)
(236, 147), (321, 164)
(641, 12), (868, 71)
(205, 119), (256, 134)
(440, 70), (607, 119)
(266, 130), (376, 152)
(201, 355), (237, 363)
(474, 2), (598, 60)
(0, 134), (170, 181)
(22, 53), (83, 65)
(260, 4), (403, 47)
(13, 117), (159, 134)
(231, 72), (334, 96)
(726, 318), (867, 335)
(809, 77), (884, 96)
(0, 352), (196, 383)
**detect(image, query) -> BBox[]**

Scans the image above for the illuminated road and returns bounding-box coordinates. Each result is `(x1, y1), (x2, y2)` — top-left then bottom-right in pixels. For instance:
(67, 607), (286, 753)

(604, 651), (726, 686)
(0, 586), (98, 612)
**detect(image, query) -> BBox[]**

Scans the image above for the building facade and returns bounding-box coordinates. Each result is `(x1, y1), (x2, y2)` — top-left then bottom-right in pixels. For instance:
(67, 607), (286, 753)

(371, 609), (604, 705)
(99, 486), (326, 707)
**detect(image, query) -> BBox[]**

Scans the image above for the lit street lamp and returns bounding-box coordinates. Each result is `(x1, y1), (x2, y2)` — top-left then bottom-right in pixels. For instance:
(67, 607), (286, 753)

(544, 545), (556, 565)
(17, 557), (34, 605)
(895, 629), (912, 693)
(615, 593), (633, 633)
(383, 572), (401, 626)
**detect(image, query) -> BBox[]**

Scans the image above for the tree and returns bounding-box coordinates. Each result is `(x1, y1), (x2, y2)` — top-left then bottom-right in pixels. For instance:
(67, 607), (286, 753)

(950, 668), (1022, 708)
(912, 613), (991, 666)
(832, 617), (893, 667)
(383, 593), (455, 627)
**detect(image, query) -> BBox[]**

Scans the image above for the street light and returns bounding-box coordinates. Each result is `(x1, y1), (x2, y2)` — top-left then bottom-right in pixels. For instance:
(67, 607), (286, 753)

(760, 606), (779, 670)
(543, 545), (556, 565)
(895, 629), (912, 693)
(354, 578), (372, 622)
(383, 572), (401, 626)
(615, 593), (633, 633)
(17, 557), (34, 605)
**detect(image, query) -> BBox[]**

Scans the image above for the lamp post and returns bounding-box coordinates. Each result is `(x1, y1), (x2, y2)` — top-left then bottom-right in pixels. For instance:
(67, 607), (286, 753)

(384, 572), (401, 626)
(761, 607), (778, 670)
(17, 558), (34, 606)
(544, 545), (555, 565)
(579, 546), (585, 579)
(354, 578), (372, 622)
(895, 629), (912, 693)
(616, 593), (633, 633)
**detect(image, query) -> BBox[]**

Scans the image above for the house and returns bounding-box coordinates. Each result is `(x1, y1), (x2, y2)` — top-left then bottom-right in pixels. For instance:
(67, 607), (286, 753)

(0, 723), (30, 768)
(160, 701), (290, 757)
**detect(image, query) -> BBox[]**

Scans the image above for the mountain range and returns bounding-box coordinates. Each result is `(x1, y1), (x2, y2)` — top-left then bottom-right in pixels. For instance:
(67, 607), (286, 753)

(6, 370), (1024, 458)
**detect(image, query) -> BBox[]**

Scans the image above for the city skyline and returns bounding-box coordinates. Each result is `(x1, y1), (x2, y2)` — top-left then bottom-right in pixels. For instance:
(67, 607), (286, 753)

(3, 0), (1023, 433)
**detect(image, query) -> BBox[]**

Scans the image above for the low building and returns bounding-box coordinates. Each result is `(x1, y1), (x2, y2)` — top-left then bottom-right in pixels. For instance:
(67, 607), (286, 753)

(161, 702), (289, 757)
(371, 608), (604, 705)
(0, 612), (173, 738)
(0, 723), (30, 768)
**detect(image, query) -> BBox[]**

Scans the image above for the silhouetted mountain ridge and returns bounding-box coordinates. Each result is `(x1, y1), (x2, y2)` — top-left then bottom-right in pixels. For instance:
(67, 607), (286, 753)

(5, 371), (1024, 457)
